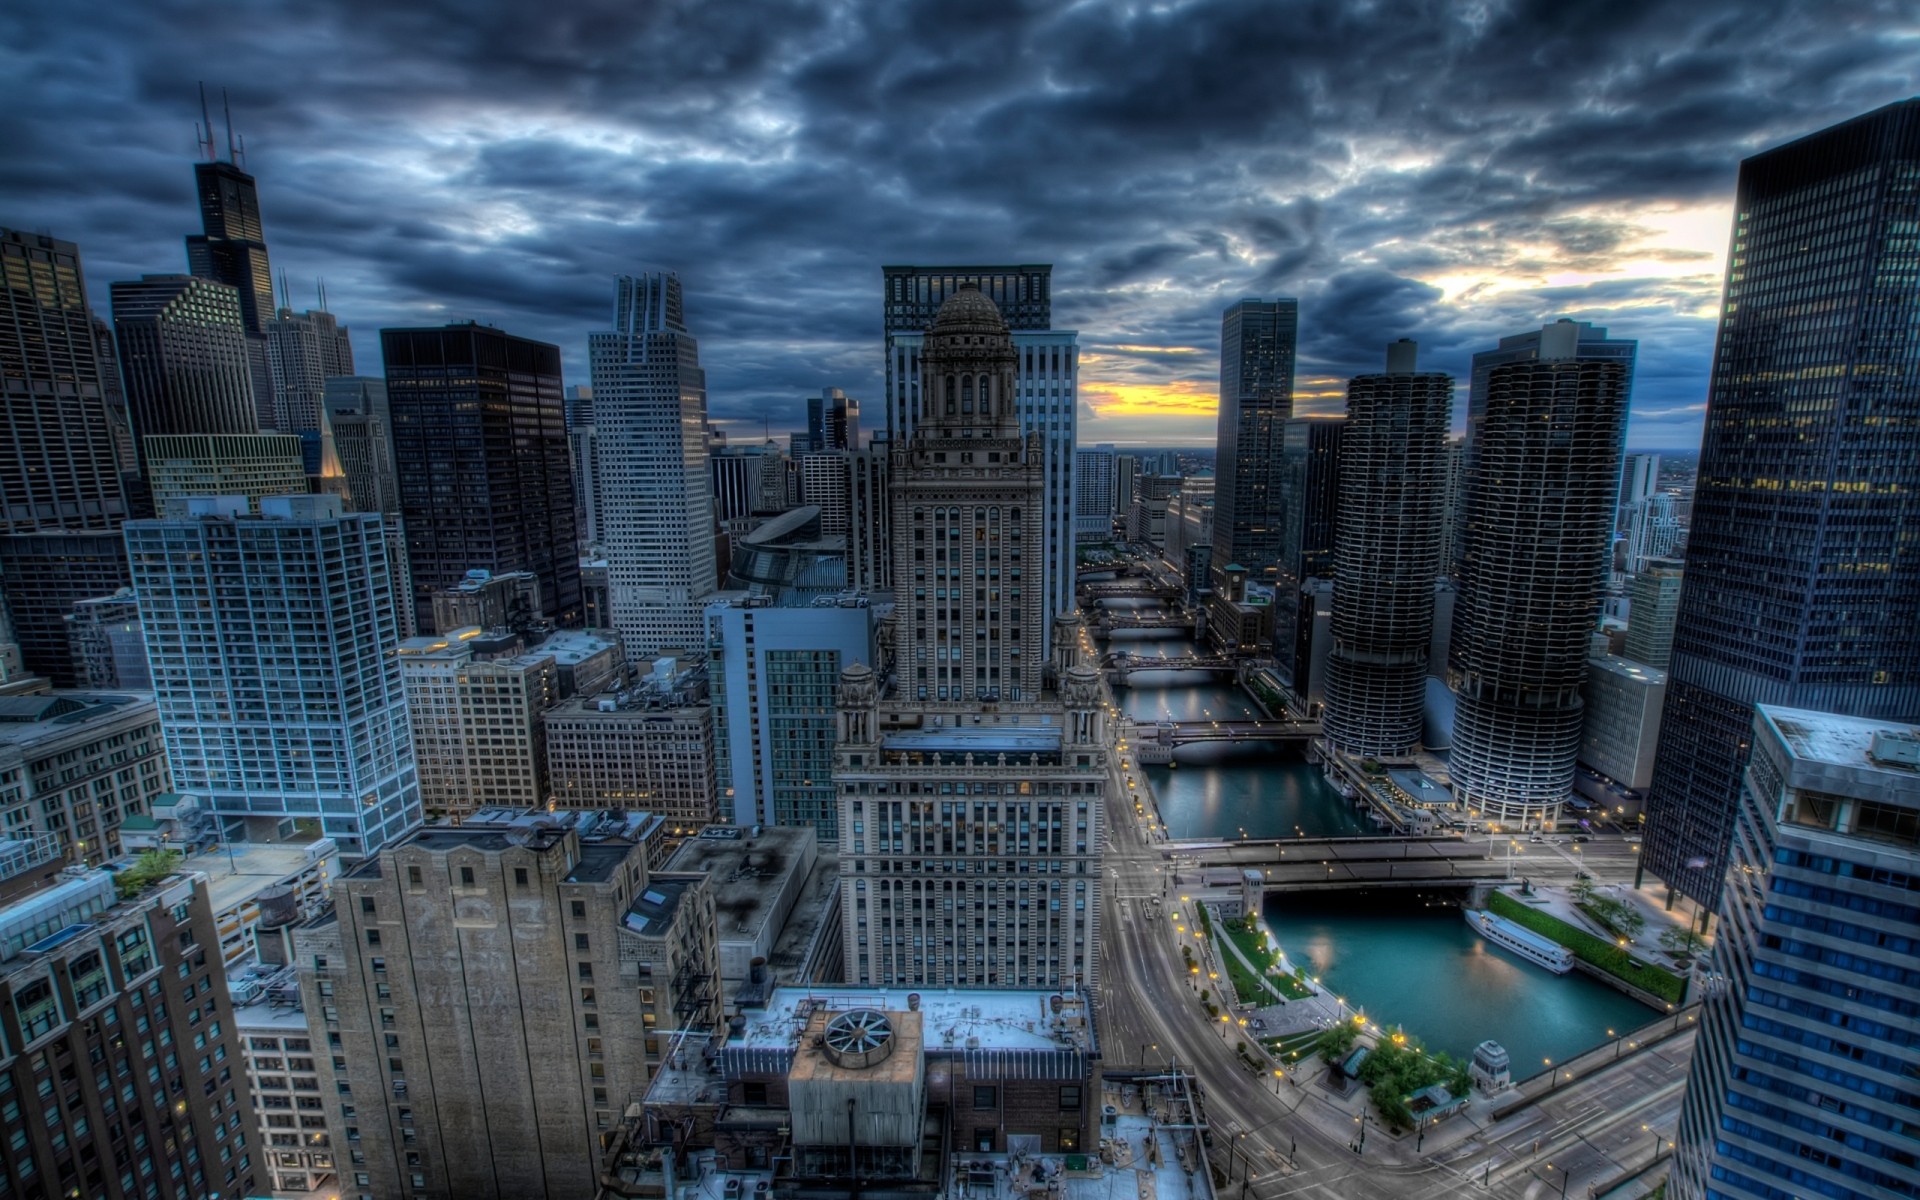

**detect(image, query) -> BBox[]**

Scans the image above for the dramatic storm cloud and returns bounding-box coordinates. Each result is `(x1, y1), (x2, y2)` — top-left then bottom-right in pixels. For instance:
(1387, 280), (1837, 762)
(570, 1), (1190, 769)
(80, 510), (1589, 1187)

(4, 0), (1914, 448)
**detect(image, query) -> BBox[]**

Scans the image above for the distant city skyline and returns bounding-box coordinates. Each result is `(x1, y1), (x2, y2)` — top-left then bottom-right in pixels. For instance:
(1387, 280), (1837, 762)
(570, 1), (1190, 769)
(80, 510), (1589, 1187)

(4, 8), (1911, 453)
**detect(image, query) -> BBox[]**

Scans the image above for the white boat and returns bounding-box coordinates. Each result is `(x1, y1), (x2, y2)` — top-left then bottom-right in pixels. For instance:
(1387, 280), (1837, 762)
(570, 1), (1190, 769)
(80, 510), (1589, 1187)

(1465, 909), (1574, 974)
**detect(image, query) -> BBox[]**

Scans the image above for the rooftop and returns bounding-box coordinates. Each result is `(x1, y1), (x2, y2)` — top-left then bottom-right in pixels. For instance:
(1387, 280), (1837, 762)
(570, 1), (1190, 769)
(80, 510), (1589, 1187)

(0, 691), (155, 753)
(111, 835), (334, 918)
(537, 628), (623, 664)
(1589, 654), (1667, 685)
(623, 873), (701, 938)
(1761, 706), (1920, 773)
(765, 854), (841, 984)
(731, 987), (1094, 1055)
(664, 826), (817, 943)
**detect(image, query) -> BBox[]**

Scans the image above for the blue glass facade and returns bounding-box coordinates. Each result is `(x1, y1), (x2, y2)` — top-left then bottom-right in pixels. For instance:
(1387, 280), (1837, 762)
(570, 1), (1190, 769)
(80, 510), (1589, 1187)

(1643, 99), (1920, 908)
(1672, 706), (1920, 1200)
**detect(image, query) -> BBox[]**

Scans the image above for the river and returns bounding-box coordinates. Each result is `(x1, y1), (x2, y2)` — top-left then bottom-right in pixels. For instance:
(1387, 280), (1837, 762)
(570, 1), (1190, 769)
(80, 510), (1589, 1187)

(1097, 598), (1653, 1066)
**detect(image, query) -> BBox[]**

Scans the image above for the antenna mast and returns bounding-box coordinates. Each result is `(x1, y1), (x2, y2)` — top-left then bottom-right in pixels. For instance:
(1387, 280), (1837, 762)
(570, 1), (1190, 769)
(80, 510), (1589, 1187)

(222, 88), (236, 162)
(197, 82), (216, 161)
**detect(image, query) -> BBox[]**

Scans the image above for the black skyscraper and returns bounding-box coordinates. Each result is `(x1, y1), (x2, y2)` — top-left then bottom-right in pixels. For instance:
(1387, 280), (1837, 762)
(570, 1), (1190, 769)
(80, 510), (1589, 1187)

(1643, 99), (1920, 908)
(1, 230), (128, 534)
(185, 129), (278, 430)
(382, 323), (580, 630)
(1273, 416), (1343, 706)
(1212, 299), (1297, 585)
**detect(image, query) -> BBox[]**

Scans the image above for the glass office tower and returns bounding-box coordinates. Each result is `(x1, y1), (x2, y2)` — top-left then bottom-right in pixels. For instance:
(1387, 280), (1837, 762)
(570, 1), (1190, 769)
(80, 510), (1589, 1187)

(1643, 99), (1920, 907)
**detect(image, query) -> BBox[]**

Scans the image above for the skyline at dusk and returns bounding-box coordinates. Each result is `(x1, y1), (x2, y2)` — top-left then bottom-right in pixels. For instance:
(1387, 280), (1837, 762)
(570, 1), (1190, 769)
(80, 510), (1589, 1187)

(5, 2), (1914, 447)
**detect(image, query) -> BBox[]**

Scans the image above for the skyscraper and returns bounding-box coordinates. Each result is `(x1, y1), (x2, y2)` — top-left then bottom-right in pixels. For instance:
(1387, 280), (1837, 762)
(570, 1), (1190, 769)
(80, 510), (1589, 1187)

(837, 286), (1105, 990)
(185, 147), (278, 428)
(323, 375), (400, 519)
(0, 530), (131, 685)
(1274, 417), (1344, 707)
(109, 274), (259, 471)
(1323, 341), (1451, 756)
(1624, 556), (1683, 669)
(1617, 451), (1660, 530)
(882, 265), (1077, 655)
(1, 229), (129, 534)
(1644, 100), (1920, 908)
(383, 322), (580, 630)
(1670, 706), (1920, 1200)
(807, 386), (860, 450)
(1212, 299), (1297, 605)
(142, 432), (307, 513)
(1073, 444), (1116, 539)
(588, 273), (715, 657)
(1449, 322), (1629, 825)
(1455, 319), (1637, 578)
(262, 305), (352, 432)
(0, 865), (261, 1200)
(126, 494), (420, 859)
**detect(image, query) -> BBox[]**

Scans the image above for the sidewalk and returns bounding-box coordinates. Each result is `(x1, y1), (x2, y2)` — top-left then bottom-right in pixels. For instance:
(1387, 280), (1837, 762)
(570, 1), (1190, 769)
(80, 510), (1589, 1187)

(1516, 876), (1708, 970)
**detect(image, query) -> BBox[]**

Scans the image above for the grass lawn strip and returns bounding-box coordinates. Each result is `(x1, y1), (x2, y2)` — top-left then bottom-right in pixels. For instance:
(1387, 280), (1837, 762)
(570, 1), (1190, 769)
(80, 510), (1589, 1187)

(1488, 891), (1685, 1004)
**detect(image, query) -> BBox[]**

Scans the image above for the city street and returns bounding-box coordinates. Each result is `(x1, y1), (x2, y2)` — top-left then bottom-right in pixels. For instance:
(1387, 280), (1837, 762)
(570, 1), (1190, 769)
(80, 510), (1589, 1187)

(1096, 771), (1694, 1198)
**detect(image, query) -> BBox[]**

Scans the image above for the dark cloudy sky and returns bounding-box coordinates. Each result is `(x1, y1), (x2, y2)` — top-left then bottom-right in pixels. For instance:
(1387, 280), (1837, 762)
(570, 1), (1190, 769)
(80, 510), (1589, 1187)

(5, 1), (1914, 449)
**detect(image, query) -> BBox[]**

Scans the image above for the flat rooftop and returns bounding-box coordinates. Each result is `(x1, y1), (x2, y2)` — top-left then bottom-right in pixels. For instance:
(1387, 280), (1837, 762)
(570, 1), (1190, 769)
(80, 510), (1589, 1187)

(1762, 705), (1920, 773)
(665, 826), (816, 942)
(765, 855), (840, 984)
(0, 692), (154, 751)
(537, 629), (621, 664)
(1590, 654), (1667, 685)
(733, 987), (1093, 1054)
(131, 837), (332, 917)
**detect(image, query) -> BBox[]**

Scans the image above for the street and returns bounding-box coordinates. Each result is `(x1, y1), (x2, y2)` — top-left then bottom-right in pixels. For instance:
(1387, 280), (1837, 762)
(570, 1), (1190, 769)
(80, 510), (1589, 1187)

(1095, 760), (1693, 1199)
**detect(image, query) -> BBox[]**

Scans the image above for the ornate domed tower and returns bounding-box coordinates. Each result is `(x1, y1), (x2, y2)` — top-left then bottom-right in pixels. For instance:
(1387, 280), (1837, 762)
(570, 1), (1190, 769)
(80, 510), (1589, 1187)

(889, 285), (1046, 705)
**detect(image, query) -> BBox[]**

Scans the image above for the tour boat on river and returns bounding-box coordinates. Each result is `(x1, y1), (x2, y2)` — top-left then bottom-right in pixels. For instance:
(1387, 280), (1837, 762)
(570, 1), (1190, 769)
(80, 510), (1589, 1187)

(1465, 909), (1575, 974)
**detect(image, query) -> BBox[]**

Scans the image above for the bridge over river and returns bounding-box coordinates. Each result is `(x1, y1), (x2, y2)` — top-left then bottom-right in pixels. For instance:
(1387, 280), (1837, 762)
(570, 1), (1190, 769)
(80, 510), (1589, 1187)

(1158, 834), (1513, 892)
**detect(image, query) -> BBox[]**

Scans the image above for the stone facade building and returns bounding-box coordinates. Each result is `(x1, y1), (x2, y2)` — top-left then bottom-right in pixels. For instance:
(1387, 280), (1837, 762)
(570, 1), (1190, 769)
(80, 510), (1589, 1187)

(293, 811), (722, 1200)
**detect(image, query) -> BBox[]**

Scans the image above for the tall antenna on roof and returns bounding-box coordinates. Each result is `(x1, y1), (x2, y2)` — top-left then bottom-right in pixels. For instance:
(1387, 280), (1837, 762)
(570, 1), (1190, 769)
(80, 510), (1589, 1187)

(196, 82), (216, 161)
(222, 88), (236, 163)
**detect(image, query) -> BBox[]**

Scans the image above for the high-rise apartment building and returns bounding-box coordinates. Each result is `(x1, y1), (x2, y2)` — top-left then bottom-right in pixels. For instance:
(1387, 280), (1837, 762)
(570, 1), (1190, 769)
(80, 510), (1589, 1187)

(1454, 318), (1636, 578)
(399, 628), (560, 817)
(0, 229), (129, 534)
(0, 529), (131, 685)
(1625, 556), (1684, 668)
(1274, 417), (1343, 705)
(707, 593), (872, 833)
(185, 150), (278, 428)
(293, 813), (723, 1200)
(882, 266), (1076, 656)
(838, 287), (1105, 990)
(847, 438), (892, 592)
(588, 274), (715, 657)
(383, 323), (579, 630)
(126, 494), (420, 858)
(109, 274), (259, 472)
(1671, 706), (1920, 1200)
(1622, 492), (1683, 574)
(262, 306), (353, 432)
(1449, 323), (1629, 825)
(1644, 101), (1920, 908)
(1323, 341), (1451, 757)
(1113, 454), (1139, 524)
(1073, 444), (1116, 539)
(0, 866), (260, 1199)
(1617, 451), (1660, 530)
(143, 432), (307, 513)
(1211, 299), (1297, 589)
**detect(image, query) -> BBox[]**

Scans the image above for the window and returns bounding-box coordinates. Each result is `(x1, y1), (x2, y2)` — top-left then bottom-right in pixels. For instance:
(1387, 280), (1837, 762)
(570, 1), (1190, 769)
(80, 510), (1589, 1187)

(406, 866), (421, 888)
(571, 901), (586, 920)
(1059, 1127), (1080, 1152)
(364, 930), (380, 948)
(973, 1086), (997, 1109)
(360, 897), (376, 916)
(574, 934), (589, 952)
(741, 1082), (768, 1105)
(459, 867), (475, 886)
(576, 963), (592, 981)
(1059, 1085), (1081, 1111)
(514, 868), (528, 887)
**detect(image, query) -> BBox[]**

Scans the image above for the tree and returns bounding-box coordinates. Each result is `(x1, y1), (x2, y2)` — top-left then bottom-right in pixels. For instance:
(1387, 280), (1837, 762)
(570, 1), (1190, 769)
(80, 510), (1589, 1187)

(1660, 926), (1707, 958)
(112, 849), (182, 900)
(1571, 876), (1595, 905)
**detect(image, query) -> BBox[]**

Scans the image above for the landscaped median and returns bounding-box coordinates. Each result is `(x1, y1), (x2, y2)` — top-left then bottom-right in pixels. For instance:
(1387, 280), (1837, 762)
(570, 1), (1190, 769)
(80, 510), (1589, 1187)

(1197, 903), (1316, 1005)
(1488, 891), (1686, 1005)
